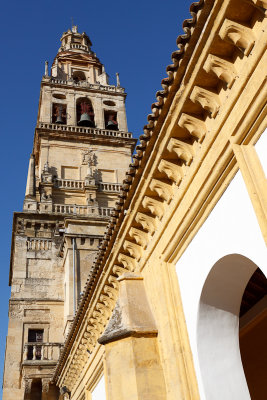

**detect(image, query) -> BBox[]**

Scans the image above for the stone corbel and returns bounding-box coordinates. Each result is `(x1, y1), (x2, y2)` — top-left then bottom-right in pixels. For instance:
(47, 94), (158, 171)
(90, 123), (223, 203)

(108, 275), (120, 290)
(167, 138), (195, 165)
(190, 86), (220, 118)
(149, 179), (173, 202)
(203, 54), (237, 87)
(158, 159), (183, 184)
(123, 240), (143, 260)
(219, 19), (255, 56)
(118, 253), (137, 272)
(142, 196), (165, 218)
(178, 113), (207, 142)
(135, 212), (158, 234)
(112, 265), (127, 277)
(128, 227), (149, 247)
(104, 283), (118, 299)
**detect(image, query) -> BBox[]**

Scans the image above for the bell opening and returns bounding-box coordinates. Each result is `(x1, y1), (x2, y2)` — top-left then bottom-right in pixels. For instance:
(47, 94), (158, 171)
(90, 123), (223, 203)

(76, 98), (95, 127)
(52, 103), (67, 124)
(104, 110), (118, 130)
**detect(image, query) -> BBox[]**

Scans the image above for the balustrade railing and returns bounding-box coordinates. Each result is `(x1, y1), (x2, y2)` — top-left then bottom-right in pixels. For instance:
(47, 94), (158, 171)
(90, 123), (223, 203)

(26, 238), (52, 251)
(38, 123), (132, 138)
(49, 77), (125, 93)
(23, 343), (63, 362)
(99, 182), (122, 192)
(54, 179), (84, 189)
(52, 204), (113, 217)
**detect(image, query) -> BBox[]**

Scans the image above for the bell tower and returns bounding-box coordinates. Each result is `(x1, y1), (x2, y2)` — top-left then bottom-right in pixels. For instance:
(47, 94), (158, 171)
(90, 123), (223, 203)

(3, 26), (136, 400)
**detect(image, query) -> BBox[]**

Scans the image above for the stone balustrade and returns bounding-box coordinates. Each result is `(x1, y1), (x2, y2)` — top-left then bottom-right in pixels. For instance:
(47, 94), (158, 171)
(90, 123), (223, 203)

(37, 122), (132, 138)
(52, 204), (113, 217)
(26, 238), (52, 251)
(48, 77), (125, 93)
(23, 342), (63, 363)
(99, 182), (122, 192)
(54, 179), (84, 189)
(54, 179), (122, 193)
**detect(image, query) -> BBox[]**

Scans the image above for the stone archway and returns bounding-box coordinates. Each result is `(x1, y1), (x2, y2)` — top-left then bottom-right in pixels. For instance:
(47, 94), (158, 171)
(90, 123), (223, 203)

(197, 254), (266, 399)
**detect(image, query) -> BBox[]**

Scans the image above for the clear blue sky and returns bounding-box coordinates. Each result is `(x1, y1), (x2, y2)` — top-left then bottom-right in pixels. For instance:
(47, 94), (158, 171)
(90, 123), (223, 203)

(0, 0), (193, 393)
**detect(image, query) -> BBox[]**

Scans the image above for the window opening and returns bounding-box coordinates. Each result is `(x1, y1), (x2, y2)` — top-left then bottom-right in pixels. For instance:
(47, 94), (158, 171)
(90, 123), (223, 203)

(52, 103), (67, 124)
(27, 329), (44, 360)
(104, 110), (118, 130)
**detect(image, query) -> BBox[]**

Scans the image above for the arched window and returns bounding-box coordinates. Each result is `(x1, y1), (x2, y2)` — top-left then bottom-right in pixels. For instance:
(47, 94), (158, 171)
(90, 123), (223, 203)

(104, 110), (118, 130)
(197, 254), (267, 399)
(76, 97), (95, 127)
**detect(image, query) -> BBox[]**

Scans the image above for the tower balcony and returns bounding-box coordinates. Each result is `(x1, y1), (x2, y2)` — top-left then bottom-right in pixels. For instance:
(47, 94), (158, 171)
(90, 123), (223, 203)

(44, 76), (125, 94)
(52, 204), (113, 217)
(37, 122), (132, 139)
(54, 178), (122, 193)
(23, 342), (63, 365)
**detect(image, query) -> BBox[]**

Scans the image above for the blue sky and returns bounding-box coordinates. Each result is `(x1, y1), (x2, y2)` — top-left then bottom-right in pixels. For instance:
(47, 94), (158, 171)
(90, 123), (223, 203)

(0, 0), (193, 393)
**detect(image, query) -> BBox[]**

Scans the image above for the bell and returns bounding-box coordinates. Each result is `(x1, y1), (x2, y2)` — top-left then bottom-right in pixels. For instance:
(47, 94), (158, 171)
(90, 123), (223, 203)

(106, 119), (118, 130)
(78, 113), (94, 127)
(55, 114), (64, 124)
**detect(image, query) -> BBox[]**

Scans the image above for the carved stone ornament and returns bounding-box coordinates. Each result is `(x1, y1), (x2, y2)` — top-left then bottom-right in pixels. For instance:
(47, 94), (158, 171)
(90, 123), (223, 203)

(178, 113), (207, 142)
(219, 19), (255, 56)
(142, 196), (165, 218)
(149, 179), (173, 203)
(42, 378), (50, 393)
(123, 240), (143, 260)
(158, 159), (183, 184)
(203, 54), (237, 87)
(190, 86), (220, 118)
(167, 138), (194, 165)
(118, 253), (137, 272)
(128, 227), (149, 247)
(82, 150), (97, 166)
(24, 378), (33, 394)
(135, 212), (158, 234)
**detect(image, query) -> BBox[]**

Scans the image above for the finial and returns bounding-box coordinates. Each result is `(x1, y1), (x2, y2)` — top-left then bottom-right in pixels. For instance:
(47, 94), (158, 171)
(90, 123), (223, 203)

(116, 72), (121, 87)
(45, 61), (49, 77)
(43, 160), (49, 173)
(102, 65), (105, 74)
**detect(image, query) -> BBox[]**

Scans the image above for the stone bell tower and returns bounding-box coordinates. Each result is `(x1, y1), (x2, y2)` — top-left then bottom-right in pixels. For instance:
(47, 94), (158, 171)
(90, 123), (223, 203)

(3, 26), (136, 400)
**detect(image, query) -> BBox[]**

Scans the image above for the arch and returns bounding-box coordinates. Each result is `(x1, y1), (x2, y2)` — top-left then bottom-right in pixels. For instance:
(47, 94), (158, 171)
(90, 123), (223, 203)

(76, 97), (95, 127)
(197, 254), (265, 400)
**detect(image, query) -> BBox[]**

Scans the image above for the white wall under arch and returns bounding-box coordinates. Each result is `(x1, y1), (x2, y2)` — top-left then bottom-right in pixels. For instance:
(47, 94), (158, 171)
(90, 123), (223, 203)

(198, 254), (262, 399)
(175, 132), (267, 399)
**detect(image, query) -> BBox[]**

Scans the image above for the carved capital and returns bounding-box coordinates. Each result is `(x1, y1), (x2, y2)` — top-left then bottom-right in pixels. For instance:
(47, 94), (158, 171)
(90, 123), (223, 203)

(135, 212), (158, 234)
(219, 19), (255, 55)
(129, 227), (149, 247)
(178, 113), (207, 142)
(167, 138), (194, 165)
(42, 378), (50, 393)
(158, 159), (183, 184)
(203, 54), (236, 87)
(142, 196), (165, 218)
(190, 86), (220, 118)
(118, 253), (137, 272)
(24, 378), (33, 394)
